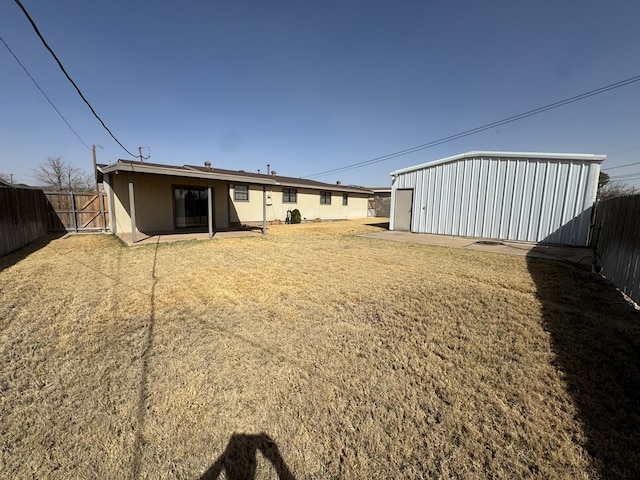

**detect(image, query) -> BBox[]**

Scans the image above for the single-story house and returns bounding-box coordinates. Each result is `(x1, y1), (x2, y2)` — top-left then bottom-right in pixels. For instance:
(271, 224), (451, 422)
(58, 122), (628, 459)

(389, 151), (605, 246)
(96, 159), (371, 241)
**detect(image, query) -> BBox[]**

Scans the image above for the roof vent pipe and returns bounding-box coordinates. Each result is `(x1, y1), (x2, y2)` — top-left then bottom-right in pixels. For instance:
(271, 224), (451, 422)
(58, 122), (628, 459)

(267, 164), (270, 175)
(204, 161), (211, 170)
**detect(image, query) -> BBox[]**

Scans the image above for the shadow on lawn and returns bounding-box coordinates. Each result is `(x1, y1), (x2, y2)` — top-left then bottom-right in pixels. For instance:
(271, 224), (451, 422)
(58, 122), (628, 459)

(364, 220), (389, 230)
(526, 251), (640, 479)
(0, 233), (65, 274)
(200, 433), (296, 480)
(131, 238), (160, 479)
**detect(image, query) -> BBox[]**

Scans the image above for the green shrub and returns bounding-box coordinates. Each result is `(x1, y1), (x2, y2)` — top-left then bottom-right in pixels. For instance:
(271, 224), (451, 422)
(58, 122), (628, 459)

(291, 209), (302, 224)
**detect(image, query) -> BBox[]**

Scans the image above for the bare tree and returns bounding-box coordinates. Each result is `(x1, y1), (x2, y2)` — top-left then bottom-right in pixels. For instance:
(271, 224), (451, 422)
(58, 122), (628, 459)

(33, 156), (93, 191)
(599, 181), (637, 200)
(598, 172), (637, 200)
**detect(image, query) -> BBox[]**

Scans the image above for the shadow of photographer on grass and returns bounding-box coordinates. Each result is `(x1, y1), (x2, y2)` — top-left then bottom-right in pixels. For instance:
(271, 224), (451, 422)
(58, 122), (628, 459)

(200, 433), (296, 480)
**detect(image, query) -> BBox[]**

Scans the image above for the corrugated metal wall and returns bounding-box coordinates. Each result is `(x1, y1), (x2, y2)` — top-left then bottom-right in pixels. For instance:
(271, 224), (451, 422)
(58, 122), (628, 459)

(390, 154), (602, 245)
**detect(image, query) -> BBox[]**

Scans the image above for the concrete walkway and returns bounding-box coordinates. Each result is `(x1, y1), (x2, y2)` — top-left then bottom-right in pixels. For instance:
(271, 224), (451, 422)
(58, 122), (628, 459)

(361, 230), (593, 265)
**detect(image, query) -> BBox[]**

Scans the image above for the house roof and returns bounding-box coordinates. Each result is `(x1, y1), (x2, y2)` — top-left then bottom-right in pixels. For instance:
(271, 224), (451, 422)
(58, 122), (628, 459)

(390, 150), (607, 176)
(0, 178), (41, 189)
(98, 159), (372, 194)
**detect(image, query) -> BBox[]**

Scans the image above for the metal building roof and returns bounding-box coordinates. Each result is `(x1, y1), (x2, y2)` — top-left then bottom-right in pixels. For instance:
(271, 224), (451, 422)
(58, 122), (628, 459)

(390, 151), (606, 176)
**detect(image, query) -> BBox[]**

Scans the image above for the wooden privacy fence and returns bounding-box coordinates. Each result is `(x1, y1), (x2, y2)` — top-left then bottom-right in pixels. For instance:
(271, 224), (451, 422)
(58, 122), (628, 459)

(593, 194), (640, 305)
(0, 186), (49, 256)
(44, 191), (109, 232)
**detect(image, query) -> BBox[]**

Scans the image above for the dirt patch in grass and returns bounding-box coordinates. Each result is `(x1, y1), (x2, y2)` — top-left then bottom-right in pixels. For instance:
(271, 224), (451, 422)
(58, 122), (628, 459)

(1, 219), (638, 479)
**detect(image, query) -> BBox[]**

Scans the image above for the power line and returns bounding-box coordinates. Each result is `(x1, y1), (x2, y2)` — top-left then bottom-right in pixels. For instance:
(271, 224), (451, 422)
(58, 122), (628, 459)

(307, 74), (640, 179)
(609, 172), (640, 180)
(13, 0), (136, 158)
(602, 160), (640, 171)
(0, 34), (91, 150)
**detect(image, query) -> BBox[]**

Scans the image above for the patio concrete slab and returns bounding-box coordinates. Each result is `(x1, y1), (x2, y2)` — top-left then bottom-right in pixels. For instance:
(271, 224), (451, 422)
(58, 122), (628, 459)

(117, 230), (262, 246)
(361, 230), (593, 265)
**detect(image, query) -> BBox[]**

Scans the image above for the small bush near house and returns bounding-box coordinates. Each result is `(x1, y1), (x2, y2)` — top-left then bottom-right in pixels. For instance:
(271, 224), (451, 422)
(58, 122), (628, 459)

(291, 208), (301, 224)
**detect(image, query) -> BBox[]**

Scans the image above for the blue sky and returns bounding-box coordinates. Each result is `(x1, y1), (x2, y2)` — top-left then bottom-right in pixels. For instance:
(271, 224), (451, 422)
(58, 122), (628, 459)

(1, 0), (639, 188)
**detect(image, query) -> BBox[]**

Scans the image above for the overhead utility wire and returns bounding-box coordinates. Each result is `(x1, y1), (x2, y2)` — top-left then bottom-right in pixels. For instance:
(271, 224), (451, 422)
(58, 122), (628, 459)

(307, 74), (640, 179)
(14, 0), (136, 157)
(0, 34), (91, 150)
(602, 160), (640, 171)
(609, 172), (640, 179)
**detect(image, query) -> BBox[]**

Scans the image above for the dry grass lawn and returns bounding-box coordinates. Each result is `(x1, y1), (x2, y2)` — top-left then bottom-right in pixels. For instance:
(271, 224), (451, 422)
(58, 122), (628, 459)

(0, 219), (638, 479)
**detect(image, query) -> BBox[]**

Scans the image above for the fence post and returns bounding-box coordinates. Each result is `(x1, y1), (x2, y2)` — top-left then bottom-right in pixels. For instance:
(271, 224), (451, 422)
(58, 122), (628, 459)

(70, 191), (78, 233)
(99, 191), (106, 233)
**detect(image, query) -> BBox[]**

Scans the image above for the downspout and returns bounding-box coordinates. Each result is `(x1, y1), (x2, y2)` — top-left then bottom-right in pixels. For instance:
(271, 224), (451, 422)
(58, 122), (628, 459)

(262, 185), (267, 235)
(208, 182), (214, 238)
(106, 173), (117, 234)
(129, 173), (137, 243)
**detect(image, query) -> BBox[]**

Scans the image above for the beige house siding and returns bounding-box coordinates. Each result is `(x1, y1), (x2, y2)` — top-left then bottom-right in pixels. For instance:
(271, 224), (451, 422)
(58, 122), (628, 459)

(229, 184), (369, 223)
(109, 173), (230, 233)
(99, 160), (372, 235)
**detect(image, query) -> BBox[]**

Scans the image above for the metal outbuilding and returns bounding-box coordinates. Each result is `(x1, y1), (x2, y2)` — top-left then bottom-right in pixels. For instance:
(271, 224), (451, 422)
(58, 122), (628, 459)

(389, 151), (605, 246)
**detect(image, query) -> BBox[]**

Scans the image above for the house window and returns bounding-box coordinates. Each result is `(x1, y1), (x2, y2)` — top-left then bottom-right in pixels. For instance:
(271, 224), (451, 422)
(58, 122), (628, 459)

(342, 193), (348, 206)
(234, 184), (249, 201)
(283, 188), (297, 203)
(320, 191), (331, 205)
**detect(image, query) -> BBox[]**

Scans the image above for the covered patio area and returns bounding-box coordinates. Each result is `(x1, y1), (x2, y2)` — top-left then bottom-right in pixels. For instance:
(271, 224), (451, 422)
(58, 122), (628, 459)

(97, 160), (276, 244)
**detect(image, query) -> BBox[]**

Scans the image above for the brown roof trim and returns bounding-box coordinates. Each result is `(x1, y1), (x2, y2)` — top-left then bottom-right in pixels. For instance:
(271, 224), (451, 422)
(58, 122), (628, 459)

(97, 159), (372, 193)
(185, 165), (371, 193)
(97, 160), (278, 186)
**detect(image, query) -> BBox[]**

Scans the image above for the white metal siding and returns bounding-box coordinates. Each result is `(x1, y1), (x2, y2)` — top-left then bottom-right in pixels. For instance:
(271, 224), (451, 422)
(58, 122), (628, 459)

(390, 153), (603, 246)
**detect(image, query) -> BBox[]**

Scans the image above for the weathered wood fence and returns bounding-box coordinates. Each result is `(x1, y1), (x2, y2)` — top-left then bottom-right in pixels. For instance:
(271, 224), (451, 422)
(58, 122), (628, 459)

(367, 194), (391, 217)
(1, 189), (110, 257)
(0, 186), (49, 257)
(593, 194), (640, 305)
(44, 191), (109, 232)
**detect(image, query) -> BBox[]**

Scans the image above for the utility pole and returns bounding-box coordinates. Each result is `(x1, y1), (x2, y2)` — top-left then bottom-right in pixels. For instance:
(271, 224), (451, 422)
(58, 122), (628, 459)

(137, 146), (150, 163)
(9, 173), (13, 184)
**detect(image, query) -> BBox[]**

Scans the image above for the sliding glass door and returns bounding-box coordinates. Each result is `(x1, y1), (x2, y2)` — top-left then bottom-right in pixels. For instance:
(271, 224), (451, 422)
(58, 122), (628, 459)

(174, 187), (209, 228)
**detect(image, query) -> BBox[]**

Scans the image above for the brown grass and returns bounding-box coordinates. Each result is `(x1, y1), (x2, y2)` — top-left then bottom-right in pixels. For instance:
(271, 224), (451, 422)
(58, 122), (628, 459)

(0, 219), (638, 479)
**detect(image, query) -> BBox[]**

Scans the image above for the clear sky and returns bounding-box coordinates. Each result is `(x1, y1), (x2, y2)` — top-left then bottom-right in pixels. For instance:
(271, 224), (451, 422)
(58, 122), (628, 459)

(1, 0), (639, 188)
